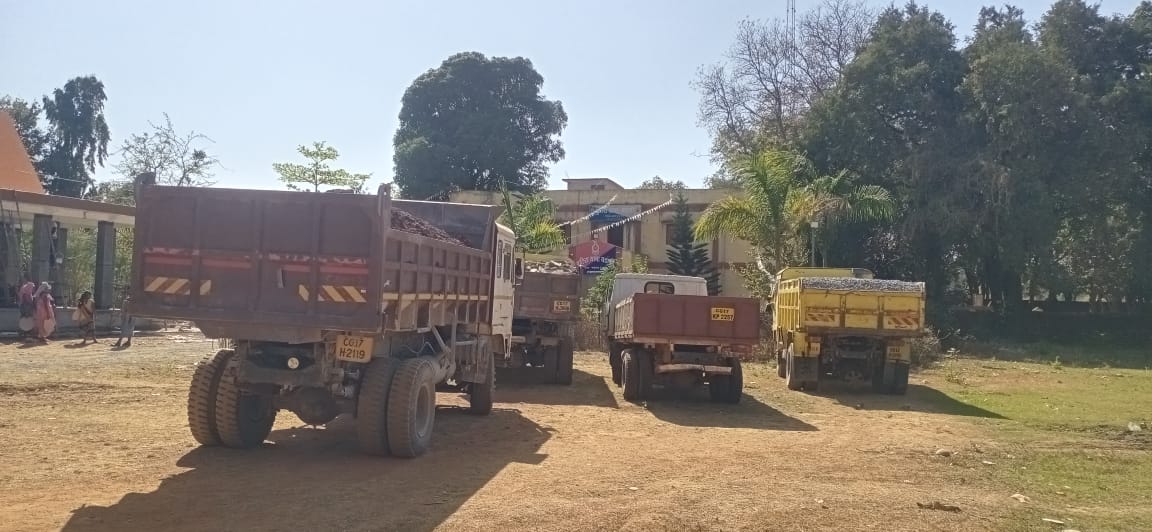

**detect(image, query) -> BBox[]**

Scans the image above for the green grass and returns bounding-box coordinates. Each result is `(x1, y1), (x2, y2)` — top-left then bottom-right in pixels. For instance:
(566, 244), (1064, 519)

(920, 348), (1152, 531)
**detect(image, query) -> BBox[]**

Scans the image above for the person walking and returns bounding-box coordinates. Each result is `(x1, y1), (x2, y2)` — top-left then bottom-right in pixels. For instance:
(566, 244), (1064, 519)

(75, 291), (97, 345)
(18, 277), (36, 338)
(32, 282), (55, 344)
(114, 291), (135, 348)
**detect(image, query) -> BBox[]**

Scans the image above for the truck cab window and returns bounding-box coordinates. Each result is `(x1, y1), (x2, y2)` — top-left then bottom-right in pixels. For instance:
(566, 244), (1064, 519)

(502, 250), (512, 281)
(644, 282), (674, 294)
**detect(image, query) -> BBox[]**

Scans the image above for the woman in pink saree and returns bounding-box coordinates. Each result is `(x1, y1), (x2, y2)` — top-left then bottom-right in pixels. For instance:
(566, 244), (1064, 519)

(33, 282), (55, 343)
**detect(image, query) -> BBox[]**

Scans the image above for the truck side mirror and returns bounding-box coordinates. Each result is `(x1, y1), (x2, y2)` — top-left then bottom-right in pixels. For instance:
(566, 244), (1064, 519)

(514, 258), (524, 286)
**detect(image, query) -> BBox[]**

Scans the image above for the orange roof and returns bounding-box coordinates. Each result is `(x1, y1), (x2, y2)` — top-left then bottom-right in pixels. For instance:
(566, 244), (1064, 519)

(0, 111), (47, 194)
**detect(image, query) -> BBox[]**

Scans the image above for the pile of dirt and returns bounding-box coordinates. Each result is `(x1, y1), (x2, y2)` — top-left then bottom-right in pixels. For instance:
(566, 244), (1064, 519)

(525, 260), (579, 274)
(391, 209), (466, 246)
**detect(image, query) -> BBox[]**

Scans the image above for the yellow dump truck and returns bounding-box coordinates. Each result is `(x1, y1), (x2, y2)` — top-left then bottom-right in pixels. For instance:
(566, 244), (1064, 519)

(772, 267), (925, 394)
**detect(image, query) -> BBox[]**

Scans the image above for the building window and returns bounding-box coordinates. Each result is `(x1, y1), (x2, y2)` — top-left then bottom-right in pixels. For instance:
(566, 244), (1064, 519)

(560, 224), (572, 245)
(591, 184), (605, 190)
(665, 223), (676, 245)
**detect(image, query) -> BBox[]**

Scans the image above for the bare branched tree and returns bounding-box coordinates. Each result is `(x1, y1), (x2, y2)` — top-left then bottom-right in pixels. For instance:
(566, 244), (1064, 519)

(695, 0), (874, 156)
(113, 113), (219, 187)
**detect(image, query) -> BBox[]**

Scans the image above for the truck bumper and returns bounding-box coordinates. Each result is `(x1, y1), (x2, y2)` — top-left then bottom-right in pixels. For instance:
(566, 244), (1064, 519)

(655, 363), (733, 375)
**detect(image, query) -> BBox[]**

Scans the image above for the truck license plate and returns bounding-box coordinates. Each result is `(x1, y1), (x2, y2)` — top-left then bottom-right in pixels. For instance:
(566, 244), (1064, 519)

(552, 300), (571, 313)
(711, 307), (735, 321)
(335, 334), (374, 363)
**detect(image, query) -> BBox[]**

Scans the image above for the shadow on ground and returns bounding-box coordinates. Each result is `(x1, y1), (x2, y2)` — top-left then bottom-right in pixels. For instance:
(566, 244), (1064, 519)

(495, 367), (619, 408)
(640, 386), (818, 431)
(816, 382), (1007, 419)
(62, 407), (551, 532)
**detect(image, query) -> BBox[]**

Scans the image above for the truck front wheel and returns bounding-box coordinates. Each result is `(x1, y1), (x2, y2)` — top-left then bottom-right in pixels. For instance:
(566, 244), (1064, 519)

(214, 355), (278, 449)
(387, 357), (438, 458)
(468, 355), (495, 415)
(784, 345), (803, 391)
(621, 349), (652, 402)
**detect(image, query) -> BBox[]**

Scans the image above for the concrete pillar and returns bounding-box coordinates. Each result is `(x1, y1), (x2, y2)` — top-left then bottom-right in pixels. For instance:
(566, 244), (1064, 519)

(50, 227), (68, 301)
(95, 221), (116, 310)
(0, 223), (18, 294)
(31, 214), (52, 285)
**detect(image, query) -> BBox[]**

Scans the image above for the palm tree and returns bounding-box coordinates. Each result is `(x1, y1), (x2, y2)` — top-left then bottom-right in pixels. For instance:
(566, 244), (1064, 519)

(694, 149), (811, 275)
(498, 185), (565, 254)
(792, 170), (896, 266)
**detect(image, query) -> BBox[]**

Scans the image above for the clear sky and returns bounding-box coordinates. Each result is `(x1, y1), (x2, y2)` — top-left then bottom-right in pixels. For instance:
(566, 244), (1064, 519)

(0, 0), (1143, 192)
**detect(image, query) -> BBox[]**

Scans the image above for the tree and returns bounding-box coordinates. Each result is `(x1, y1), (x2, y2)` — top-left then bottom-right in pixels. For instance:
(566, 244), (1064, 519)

(113, 114), (219, 188)
(695, 0), (874, 153)
(272, 141), (370, 192)
(0, 96), (49, 163)
(498, 184), (565, 254)
(694, 149), (810, 276)
(39, 76), (111, 197)
(666, 192), (721, 294)
(637, 175), (686, 191)
(580, 253), (650, 320)
(393, 52), (568, 200)
(792, 170), (895, 266)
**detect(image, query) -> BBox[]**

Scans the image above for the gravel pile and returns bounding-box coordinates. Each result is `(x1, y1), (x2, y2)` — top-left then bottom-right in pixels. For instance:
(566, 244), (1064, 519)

(525, 260), (579, 274)
(800, 277), (924, 293)
(391, 209), (466, 246)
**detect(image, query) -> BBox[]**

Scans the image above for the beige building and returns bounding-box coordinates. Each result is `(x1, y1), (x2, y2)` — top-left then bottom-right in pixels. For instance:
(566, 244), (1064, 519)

(450, 178), (755, 297)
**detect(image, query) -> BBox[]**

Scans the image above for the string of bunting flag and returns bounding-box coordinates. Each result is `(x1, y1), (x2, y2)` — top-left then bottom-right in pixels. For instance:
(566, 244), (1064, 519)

(555, 194), (618, 228)
(568, 193), (676, 242)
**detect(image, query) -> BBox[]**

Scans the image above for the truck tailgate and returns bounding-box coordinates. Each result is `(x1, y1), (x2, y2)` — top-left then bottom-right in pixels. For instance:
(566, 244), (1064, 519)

(131, 186), (384, 332)
(514, 272), (581, 320)
(613, 294), (759, 345)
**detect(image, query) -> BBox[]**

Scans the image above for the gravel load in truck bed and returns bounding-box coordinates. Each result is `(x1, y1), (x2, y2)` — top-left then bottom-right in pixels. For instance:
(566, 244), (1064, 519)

(391, 209), (467, 247)
(525, 260), (580, 274)
(799, 277), (924, 293)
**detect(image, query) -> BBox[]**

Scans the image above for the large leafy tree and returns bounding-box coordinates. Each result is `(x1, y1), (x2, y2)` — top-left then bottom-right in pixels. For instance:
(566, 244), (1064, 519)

(393, 52), (568, 200)
(792, 170), (895, 267)
(273, 141), (370, 192)
(666, 192), (720, 295)
(39, 76), (111, 197)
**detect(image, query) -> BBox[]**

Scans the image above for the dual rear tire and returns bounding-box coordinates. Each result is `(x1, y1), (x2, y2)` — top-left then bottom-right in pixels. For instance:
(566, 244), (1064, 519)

(356, 357), (441, 458)
(187, 349), (277, 449)
(708, 359), (743, 404)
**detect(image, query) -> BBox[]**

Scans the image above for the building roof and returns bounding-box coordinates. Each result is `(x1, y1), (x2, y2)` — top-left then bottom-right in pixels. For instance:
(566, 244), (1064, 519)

(0, 111), (134, 227)
(0, 112), (47, 194)
(560, 177), (624, 190)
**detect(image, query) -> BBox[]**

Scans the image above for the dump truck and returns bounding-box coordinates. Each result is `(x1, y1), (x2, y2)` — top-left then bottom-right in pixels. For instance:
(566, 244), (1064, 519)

(772, 267), (926, 394)
(506, 266), (580, 384)
(131, 183), (519, 458)
(604, 273), (759, 403)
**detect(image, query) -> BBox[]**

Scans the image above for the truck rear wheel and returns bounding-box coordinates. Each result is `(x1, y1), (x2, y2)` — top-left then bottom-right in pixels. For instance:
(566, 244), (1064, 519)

(784, 345), (803, 391)
(356, 357), (401, 456)
(214, 355), (278, 449)
(387, 357), (438, 458)
(609, 346), (623, 386)
(187, 349), (234, 446)
(888, 362), (910, 395)
(621, 349), (651, 402)
(709, 358), (743, 404)
(555, 338), (574, 386)
(468, 355), (495, 415)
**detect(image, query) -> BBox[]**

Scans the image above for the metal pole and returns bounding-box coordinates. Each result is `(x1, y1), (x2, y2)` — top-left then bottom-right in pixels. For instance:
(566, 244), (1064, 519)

(809, 221), (818, 267)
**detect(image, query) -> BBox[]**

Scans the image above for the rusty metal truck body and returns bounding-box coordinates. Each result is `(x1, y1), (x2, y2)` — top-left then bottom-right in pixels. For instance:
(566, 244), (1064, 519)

(603, 273), (759, 403)
(506, 270), (580, 384)
(132, 183), (517, 457)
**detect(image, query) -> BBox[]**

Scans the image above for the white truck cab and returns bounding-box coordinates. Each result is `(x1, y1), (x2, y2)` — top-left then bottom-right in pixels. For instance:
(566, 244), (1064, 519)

(604, 273), (709, 330)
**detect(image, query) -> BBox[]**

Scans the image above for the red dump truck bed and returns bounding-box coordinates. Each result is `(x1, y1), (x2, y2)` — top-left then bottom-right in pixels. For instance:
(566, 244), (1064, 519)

(131, 185), (499, 334)
(611, 293), (760, 346)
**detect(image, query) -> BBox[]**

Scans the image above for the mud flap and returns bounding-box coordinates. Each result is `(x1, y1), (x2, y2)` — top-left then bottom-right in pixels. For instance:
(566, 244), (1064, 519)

(790, 356), (820, 383)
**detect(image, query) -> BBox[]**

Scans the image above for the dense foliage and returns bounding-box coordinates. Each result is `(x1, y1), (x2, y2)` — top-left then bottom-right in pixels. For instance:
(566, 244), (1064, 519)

(700, 0), (1152, 314)
(666, 193), (720, 295)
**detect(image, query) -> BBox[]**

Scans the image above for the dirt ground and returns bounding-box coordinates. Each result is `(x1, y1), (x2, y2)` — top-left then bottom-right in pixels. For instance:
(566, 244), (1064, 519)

(0, 332), (1085, 531)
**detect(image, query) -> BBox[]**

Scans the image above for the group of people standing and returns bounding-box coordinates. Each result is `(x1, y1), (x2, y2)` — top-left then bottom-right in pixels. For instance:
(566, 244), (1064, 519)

(17, 279), (134, 347)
